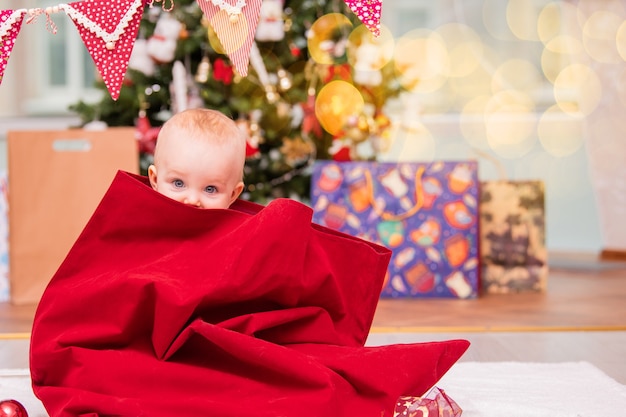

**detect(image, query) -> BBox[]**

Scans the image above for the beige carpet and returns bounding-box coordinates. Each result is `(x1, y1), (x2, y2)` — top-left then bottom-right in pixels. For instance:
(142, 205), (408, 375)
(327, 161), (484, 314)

(3, 362), (626, 416)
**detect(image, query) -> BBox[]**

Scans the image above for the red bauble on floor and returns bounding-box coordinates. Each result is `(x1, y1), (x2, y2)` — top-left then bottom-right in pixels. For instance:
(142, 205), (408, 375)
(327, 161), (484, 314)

(0, 400), (28, 417)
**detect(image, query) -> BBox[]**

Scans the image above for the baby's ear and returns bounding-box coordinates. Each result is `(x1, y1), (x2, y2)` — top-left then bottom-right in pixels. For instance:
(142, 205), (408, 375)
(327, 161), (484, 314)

(230, 181), (244, 204)
(148, 165), (158, 190)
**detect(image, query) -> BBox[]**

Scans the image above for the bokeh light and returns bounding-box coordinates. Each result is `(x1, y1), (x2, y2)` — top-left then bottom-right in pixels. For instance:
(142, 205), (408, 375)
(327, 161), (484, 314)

(616, 20), (626, 62)
(449, 45), (499, 99)
(485, 90), (536, 159)
(537, 1), (581, 45)
(393, 29), (450, 92)
(541, 35), (584, 83)
(483, 0), (516, 41)
(308, 13), (353, 65)
(582, 10), (623, 64)
(553, 64), (602, 115)
(315, 80), (364, 135)
(492, 59), (542, 94)
(507, 0), (540, 41)
(537, 105), (585, 157)
(537, 2), (562, 44)
(436, 23), (484, 78)
(347, 24), (395, 71)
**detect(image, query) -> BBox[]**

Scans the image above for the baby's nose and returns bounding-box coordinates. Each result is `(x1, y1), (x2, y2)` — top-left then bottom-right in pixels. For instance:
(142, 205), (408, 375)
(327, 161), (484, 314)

(183, 193), (202, 207)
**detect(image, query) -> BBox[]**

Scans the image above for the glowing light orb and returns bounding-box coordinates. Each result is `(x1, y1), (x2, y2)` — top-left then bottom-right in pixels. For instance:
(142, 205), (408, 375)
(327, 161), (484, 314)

(538, 105), (585, 157)
(308, 13), (353, 65)
(393, 29), (449, 92)
(315, 80), (364, 135)
(554, 64), (602, 116)
(436, 23), (483, 78)
(583, 10), (622, 64)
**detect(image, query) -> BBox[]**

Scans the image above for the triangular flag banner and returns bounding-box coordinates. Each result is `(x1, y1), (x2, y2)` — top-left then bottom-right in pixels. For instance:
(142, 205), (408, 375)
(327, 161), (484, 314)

(0, 9), (26, 85)
(344, 0), (382, 37)
(196, 0), (263, 77)
(62, 0), (144, 100)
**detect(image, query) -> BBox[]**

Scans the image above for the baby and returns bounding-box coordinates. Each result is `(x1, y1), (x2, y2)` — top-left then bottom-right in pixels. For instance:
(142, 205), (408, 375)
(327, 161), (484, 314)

(148, 108), (246, 209)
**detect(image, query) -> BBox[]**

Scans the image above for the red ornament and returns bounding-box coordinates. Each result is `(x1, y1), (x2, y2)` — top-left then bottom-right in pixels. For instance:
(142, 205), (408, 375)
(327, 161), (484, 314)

(323, 63), (352, 83)
(301, 94), (323, 138)
(213, 58), (234, 85)
(0, 399), (28, 417)
(332, 146), (352, 162)
(289, 43), (301, 57)
(135, 112), (161, 155)
(245, 140), (260, 159)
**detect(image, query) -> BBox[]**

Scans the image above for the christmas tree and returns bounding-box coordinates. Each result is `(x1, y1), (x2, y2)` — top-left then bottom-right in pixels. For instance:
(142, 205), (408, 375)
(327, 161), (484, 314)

(70, 0), (404, 203)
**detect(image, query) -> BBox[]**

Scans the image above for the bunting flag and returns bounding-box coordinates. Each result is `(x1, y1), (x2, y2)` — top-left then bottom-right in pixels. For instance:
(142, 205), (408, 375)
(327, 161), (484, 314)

(344, 0), (382, 37)
(196, 0), (263, 77)
(0, 9), (26, 84)
(61, 0), (144, 100)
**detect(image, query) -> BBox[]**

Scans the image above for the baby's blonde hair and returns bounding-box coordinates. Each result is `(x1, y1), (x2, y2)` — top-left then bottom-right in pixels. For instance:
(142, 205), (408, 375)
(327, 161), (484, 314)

(155, 108), (247, 178)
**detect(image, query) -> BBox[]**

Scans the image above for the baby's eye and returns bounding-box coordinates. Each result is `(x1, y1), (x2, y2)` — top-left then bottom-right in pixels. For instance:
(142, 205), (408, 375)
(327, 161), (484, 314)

(173, 179), (184, 188)
(204, 185), (217, 194)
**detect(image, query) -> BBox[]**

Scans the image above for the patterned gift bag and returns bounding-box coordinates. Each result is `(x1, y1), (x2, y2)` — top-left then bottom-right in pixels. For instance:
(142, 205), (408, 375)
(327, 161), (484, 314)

(311, 161), (480, 298)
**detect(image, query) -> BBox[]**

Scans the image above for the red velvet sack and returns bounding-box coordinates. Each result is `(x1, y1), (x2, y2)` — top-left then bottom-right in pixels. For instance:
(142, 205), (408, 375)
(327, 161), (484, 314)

(30, 171), (469, 417)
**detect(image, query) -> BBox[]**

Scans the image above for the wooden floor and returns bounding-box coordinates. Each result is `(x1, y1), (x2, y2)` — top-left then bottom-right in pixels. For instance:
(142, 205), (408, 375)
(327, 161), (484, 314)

(373, 253), (626, 332)
(1, 252), (626, 385)
(2, 252), (625, 335)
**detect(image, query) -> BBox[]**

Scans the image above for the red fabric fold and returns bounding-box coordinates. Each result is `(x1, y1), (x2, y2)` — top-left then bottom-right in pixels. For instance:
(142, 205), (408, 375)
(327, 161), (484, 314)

(30, 171), (469, 417)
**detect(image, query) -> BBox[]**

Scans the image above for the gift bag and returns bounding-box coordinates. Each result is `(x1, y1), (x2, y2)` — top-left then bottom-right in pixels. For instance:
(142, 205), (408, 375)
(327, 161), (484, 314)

(7, 128), (139, 304)
(479, 180), (548, 293)
(311, 161), (480, 299)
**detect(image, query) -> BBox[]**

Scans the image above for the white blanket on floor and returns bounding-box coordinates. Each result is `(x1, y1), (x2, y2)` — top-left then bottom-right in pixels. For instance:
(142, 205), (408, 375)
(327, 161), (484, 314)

(439, 362), (626, 417)
(3, 362), (626, 417)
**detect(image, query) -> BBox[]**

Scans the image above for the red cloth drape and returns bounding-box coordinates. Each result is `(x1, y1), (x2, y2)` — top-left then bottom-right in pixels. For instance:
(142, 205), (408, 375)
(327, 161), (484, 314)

(30, 171), (469, 417)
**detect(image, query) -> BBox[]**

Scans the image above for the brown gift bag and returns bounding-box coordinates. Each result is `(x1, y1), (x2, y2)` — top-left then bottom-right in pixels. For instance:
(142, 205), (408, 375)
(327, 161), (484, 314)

(7, 128), (139, 304)
(475, 150), (548, 294)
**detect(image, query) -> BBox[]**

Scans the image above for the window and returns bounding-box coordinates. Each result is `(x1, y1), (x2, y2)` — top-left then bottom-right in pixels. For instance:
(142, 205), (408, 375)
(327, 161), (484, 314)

(22, 0), (102, 115)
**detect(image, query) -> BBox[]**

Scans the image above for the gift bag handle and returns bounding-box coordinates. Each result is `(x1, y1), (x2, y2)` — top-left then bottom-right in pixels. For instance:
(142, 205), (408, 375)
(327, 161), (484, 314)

(472, 148), (507, 180)
(364, 166), (426, 221)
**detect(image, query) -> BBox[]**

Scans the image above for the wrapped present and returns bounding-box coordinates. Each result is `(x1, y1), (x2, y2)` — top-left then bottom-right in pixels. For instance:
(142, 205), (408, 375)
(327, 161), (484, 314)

(393, 387), (462, 417)
(479, 180), (548, 293)
(311, 161), (480, 298)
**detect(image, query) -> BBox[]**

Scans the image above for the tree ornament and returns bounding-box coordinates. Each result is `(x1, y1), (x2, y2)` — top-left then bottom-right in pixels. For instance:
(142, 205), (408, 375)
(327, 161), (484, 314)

(146, 12), (182, 63)
(264, 84), (279, 103)
(255, 0), (284, 42)
(0, 399), (28, 417)
(237, 118), (261, 159)
(148, 0), (175, 12)
(128, 38), (156, 76)
(213, 58), (234, 84)
(280, 136), (314, 167)
(135, 109), (160, 155)
(194, 56), (211, 83)
(276, 68), (292, 91)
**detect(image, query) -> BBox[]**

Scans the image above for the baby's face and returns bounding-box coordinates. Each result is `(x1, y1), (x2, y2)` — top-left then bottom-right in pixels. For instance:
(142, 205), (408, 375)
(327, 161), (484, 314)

(149, 133), (244, 209)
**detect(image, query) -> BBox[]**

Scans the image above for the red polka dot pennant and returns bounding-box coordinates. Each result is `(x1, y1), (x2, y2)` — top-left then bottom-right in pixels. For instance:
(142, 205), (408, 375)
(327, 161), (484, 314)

(344, 0), (382, 37)
(196, 0), (263, 77)
(63, 0), (145, 100)
(0, 10), (26, 85)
